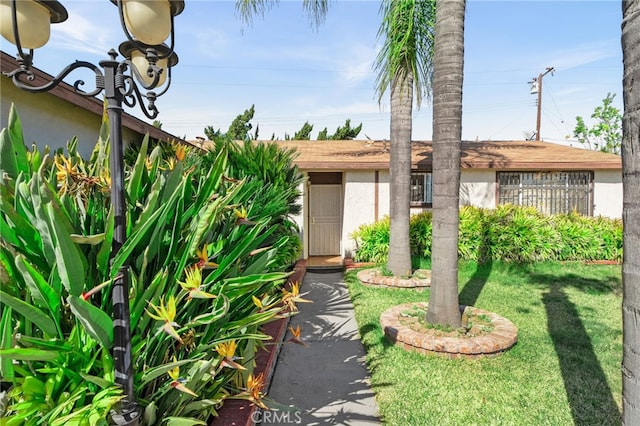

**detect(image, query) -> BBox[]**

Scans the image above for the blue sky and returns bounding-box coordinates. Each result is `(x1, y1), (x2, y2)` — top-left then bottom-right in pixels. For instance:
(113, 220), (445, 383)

(2, 0), (623, 145)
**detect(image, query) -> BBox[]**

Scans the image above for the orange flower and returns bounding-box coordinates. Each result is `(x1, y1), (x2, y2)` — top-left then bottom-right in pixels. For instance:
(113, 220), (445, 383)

(146, 296), (183, 343)
(281, 282), (312, 312)
(215, 340), (246, 370)
(287, 325), (309, 348)
(244, 373), (268, 410)
(168, 357), (198, 397)
(195, 245), (218, 269)
(54, 155), (79, 193)
(234, 206), (256, 226)
(175, 144), (187, 162)
(179, 266), (215, 299)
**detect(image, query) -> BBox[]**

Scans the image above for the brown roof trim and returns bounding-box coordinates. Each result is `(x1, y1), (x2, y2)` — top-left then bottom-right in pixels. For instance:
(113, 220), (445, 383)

(188, 138), (621, 171)
(245, 139), (621, 171)
(2, 51), (183, 143)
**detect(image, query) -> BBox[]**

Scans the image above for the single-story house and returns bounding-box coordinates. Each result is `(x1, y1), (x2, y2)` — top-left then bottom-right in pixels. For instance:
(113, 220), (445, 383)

(241, 139), (622, 260)
(1, 51), (182, 159)
(4, 49), (620, 262)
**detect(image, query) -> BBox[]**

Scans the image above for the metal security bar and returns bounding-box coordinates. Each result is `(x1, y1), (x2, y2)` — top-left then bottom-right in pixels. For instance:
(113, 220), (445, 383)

(411, 172), (432, 205)
(497, 171), (593, 215)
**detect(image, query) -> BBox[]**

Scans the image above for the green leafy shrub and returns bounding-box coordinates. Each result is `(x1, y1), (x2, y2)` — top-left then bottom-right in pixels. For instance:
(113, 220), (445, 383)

(409, 212), (432, 258)
(351, 204), (622, 264)
(0, 106), (303, 423)
(195, 137), (304, 268)
(351, 217), (390, 263)
(484, 204), (560, 262)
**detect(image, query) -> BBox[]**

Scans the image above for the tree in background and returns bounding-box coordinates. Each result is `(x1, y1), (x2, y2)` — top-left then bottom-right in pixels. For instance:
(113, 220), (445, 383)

(374, 0), (436, 276)
(294, 121), (314, 140)
(621, 0), (640, 422)
(205, 105), (257, 141)
(316, 119), (363, 140)
(573, 93), (622, 154)
(206, 107), (361, 141)
(426, 0), (466, 328)
(285, 121), (314, 140)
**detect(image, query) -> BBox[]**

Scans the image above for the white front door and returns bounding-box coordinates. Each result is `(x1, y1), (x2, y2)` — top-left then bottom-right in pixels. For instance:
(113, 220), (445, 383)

(309, 184), (342, 256)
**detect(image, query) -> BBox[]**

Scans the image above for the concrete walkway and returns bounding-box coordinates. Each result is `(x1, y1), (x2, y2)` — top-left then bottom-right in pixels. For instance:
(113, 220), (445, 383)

(262, 270), (381, 425)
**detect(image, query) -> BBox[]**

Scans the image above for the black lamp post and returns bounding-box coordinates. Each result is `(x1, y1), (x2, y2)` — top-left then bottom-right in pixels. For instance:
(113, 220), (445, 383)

(1, 1), (183, 424)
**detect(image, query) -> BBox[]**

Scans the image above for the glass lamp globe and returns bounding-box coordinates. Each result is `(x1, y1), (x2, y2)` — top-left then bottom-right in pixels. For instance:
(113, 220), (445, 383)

(121, 0), (171, 45)
(0, 0), (67, 49)
(119, 41), (178, 88)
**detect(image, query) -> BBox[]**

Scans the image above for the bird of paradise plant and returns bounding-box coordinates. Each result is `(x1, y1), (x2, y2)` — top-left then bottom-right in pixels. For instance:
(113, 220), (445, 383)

(0, 105), (306, 423)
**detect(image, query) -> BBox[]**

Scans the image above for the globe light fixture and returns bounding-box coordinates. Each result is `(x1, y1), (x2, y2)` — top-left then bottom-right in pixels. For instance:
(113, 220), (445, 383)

(0, 0), (67, 49)
(1, 0), (184, 424)
(121, 0), (171, 45)
(119, 41), (178, 88)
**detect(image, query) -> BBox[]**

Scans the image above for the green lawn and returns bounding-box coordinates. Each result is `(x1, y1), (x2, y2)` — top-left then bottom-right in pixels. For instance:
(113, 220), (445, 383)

(345, 261), (622, 425)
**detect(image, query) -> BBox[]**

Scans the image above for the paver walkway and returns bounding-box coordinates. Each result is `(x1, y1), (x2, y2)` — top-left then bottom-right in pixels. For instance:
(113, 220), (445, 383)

(262, 270), (380, 425)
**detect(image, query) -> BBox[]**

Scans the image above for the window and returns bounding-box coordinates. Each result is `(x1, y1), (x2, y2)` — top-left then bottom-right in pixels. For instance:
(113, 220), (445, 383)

(497, 171), (593, 215)
(411, 172), (432, 206)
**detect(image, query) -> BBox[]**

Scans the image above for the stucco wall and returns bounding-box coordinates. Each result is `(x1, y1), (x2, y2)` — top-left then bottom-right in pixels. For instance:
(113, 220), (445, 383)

(460, 169), (496, 208)
(291, 178), (307, 258)
(593, 169), (622, 218)
(2, 78), (142, 159)
(342, 170), (378, 256)
(341, 169), (500, 256)
(300, 167), (622, 259)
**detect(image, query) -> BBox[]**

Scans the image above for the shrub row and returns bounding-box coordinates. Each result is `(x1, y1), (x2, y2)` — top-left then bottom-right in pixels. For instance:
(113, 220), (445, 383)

(0, 106), (304, 423)
(351, 204), (622, 264)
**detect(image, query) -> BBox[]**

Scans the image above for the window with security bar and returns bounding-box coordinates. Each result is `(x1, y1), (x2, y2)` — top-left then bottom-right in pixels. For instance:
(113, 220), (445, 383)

(411, 172), (432, 206)
(497, 171), (593, 216)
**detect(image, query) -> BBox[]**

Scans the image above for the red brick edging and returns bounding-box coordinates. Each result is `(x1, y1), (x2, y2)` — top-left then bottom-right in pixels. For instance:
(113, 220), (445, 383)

(210, 259), (307, 426)
(357, 268), (431, 289)
(380, 302), (518, 359)
(343, 258), (376, 270)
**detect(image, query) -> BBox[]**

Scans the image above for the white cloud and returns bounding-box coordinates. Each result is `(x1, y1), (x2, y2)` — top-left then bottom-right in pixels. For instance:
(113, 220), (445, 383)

(547, 41), (618, 71)
(336, 42), (377, 86)
(48, 3), (118, 56)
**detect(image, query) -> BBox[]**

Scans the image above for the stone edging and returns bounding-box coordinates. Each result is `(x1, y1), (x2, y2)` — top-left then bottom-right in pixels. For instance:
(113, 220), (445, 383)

(210, 259), (307, 426)
(357, 267), (431, 289)
(380, 302), (518, 359)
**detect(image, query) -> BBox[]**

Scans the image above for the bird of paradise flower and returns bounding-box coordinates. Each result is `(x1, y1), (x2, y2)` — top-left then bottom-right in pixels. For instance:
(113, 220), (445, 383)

(146, 295), (183, 344)
(281, 282), (312, 312)
(168, 357), (198, 397)
(215, 340), (246, 370)
(179, 265), (216, 300)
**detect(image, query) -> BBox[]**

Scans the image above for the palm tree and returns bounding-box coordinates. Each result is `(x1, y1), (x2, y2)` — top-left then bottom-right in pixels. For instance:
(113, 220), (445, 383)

(621, 0), (640, 422)
(425, 0), (466, 327)
(374, 0), (436, 277)
(235, 0), (329, 29)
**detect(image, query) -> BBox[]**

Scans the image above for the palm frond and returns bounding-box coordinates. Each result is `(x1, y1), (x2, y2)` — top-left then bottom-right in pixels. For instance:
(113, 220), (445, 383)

(235, 0), (329, 30)
(303, 0), (330, 30)
(235, 0), (279, 27)
(374, 0), (436, 107)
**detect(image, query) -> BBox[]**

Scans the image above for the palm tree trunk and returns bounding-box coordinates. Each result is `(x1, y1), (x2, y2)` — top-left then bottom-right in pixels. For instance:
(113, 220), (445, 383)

(387, 71), (414, 276)
(621, 0), (640, 423)
(426, 0), (466, 327)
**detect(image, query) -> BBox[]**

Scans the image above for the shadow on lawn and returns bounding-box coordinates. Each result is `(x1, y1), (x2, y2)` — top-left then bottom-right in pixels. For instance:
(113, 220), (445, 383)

(458, 259), (493, 307)
(542, 282), (621, 425)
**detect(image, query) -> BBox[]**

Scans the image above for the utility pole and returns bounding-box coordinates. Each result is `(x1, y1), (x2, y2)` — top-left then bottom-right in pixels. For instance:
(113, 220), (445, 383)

(529, 67), (555, 141)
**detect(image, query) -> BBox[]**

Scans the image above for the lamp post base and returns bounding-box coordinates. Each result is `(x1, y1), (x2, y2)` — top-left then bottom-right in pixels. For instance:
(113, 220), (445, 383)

(110, 400), (142, 426)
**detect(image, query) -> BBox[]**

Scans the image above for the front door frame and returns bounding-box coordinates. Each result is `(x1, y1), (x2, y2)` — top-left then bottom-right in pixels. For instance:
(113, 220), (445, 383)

(303, 172), (344, 259)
